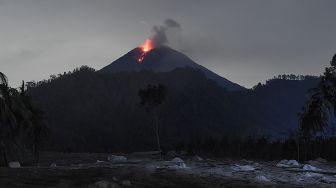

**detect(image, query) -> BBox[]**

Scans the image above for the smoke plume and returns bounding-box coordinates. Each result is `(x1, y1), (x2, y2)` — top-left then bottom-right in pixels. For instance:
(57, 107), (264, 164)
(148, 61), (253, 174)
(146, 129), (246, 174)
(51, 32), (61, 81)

(151, 19), (181, 47)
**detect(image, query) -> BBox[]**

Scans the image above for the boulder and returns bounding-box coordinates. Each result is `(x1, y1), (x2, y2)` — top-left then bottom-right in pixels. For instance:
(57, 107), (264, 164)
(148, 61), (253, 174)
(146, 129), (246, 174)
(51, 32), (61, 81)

(121, 180), (131, 186)
(107, 155), (127, 163)
(316, 158), (327, 163)
(171, 157), (187, 168)
(167, 150), (177, 157)
(8, 161), (20, 168)
(276, 160), (300, 168)
(232, 164), (256, 172)
(303, 164), (321, 172)
(192, 155), (203, 161)
(255, 175), (271, 183)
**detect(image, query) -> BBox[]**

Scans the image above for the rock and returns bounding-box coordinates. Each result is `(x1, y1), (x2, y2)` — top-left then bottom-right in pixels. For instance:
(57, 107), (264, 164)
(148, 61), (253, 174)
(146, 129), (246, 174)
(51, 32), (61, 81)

(121, 180), (131, 186)
(50, 163), (57, 168)
(93, 181), (109, 188)
(192, 155), (203, 161)
(255, 175), (271, 183)
(231, 164), (256, 172)
(131, 151), (160, 156)
(302, 172), (323, 178)
(321, 176), (336, 184)
(276, 160), (300, 168)
(303, 164), (321, 171)
(179, 151), (187, 156)
(89, 180), (121, 188)
(171, 157), (187, 168)
(167, 150), (177, 157)
(316, 157), (327, 163)
(8, 161), (20, 168)
(107, 155), (127, 163)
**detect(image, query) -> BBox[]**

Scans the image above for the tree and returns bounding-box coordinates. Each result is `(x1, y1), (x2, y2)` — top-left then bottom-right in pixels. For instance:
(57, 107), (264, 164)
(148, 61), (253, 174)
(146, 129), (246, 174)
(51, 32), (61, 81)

(138, 84), (165, 153)
(299, 90), (328, 138)
(299, 54), (336, 138)
(20, 81), (48, 163)
(0, 73), (47, 166)
(0, 72), (17, 166)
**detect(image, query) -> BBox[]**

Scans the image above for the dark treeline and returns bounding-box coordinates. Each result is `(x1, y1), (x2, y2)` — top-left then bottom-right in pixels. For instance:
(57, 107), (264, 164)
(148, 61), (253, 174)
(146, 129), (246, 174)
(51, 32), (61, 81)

(273, 74), (318, 81)
(178, 136), (336, 161)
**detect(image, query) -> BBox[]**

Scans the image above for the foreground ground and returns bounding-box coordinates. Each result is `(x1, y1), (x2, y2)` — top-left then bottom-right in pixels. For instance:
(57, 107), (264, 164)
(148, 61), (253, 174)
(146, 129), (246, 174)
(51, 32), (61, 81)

(1, 152), (336, 188)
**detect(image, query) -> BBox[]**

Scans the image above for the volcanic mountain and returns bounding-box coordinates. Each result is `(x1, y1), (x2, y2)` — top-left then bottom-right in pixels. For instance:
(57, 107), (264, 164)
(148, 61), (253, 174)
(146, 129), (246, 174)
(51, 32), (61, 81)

(99, 46), (245, 91)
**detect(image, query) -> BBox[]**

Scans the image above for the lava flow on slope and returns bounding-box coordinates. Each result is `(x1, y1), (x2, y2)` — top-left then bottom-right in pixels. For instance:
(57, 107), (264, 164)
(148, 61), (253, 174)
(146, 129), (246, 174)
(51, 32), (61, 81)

(138, 39), (154, 63)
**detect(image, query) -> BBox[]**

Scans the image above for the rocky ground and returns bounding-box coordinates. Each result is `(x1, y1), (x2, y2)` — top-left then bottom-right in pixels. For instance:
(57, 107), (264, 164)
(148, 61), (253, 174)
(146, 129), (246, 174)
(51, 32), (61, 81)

(1, 152), (336, 188)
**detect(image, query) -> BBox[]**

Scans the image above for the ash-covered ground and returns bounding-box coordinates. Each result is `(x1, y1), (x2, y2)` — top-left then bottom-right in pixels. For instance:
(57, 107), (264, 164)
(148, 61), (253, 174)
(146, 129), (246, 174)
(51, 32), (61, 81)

(1, 152), (336, 188)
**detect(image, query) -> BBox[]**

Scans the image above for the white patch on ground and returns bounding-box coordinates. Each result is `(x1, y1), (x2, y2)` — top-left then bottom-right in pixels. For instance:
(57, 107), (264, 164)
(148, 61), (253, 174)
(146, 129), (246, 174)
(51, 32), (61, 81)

(276, 160), (300, 168)
(231, 164), (256, 172)
(303, 164), (321, 172)
(107, 155), (127, 163)
(255, 175), (271, 183)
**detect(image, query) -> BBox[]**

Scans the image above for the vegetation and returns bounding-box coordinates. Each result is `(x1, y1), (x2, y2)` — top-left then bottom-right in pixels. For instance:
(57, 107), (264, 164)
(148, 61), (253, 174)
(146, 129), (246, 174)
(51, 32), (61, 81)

(5, 56), (336, 162)
(0, 72), (47, 166)
(26, 66), (319, 158)
(299, 54), (336, 138)
(139, 84), (166, 153)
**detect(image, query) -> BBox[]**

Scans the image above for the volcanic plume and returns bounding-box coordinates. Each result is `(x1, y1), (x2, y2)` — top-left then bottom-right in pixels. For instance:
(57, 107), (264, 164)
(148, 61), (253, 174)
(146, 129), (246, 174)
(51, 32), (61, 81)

(99, 19), (244, 91)
(137, 19), (181, 63)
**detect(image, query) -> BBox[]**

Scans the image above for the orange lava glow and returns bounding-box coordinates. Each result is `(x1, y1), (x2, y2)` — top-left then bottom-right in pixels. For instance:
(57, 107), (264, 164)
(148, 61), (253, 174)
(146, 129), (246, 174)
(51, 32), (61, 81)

(140, 39), (154, 52)
(138, 39), (154, 63)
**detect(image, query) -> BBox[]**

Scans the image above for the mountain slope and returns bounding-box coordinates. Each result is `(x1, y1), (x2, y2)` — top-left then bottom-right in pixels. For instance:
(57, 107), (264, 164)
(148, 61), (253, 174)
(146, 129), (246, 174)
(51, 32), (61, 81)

(99, 46), (245, 91)
(29, 67), (245, 152)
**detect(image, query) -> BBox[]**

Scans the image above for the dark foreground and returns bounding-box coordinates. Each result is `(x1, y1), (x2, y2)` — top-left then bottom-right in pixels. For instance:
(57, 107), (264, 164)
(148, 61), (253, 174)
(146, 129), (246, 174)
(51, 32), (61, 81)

(0, 152), (335, 188)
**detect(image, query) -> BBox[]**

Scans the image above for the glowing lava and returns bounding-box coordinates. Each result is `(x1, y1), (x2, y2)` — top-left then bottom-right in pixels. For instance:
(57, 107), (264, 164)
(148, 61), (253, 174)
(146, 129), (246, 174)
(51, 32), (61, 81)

(138, 39), (154, 63)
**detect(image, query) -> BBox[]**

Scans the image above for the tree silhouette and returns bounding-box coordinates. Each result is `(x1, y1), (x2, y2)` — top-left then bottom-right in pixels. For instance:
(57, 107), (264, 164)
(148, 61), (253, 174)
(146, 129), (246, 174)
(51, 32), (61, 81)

(0, 72), (17, 166)
(138, 83), (165, 153)
(299, 54), (336, 138)
(20, 81), (48, 163)
(299, 90), (328, 138)
(0, 72), (47, 166)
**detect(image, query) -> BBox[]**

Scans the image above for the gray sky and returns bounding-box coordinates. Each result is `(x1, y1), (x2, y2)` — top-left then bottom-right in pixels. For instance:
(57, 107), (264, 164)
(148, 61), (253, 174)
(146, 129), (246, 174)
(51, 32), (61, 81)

(1, 0), (336, 88)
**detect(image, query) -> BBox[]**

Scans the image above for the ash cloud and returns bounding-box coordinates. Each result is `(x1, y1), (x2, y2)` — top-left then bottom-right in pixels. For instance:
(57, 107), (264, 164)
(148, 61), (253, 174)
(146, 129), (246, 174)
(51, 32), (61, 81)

(151, 19), (181, 47)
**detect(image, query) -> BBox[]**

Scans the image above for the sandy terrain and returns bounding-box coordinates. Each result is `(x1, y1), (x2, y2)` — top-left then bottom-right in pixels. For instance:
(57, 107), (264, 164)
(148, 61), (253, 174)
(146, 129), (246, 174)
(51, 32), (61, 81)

(0, 152), (335, 188)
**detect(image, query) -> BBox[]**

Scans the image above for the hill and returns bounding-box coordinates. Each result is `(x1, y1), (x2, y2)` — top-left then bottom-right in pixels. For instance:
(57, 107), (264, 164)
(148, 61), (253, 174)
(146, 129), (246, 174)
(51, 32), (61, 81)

(28, 67), (319, 152)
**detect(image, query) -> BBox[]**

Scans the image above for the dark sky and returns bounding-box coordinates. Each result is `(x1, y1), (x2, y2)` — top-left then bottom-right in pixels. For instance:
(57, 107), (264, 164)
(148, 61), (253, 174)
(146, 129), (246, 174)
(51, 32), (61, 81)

(1, 0), (336, 88)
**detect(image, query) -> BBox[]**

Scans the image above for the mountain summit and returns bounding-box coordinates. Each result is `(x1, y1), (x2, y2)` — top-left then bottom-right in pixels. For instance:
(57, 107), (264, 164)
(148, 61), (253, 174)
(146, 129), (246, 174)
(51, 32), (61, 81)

(99, 46), (245, 91)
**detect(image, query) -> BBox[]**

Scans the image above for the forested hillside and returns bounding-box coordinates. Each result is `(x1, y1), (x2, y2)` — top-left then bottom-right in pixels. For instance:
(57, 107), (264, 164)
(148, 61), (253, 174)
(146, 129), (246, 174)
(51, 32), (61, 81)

(27, 66), (319, 152)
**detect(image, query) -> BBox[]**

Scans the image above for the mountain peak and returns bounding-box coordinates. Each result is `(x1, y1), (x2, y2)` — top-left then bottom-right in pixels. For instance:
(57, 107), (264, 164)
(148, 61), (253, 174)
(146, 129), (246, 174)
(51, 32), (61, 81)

(99, 46), (245, 91)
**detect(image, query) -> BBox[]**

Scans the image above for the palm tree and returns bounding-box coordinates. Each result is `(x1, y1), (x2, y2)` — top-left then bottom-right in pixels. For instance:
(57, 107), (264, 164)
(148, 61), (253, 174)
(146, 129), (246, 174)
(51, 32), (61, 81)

(0, 73), (47, 166)
(0, 72), (18, 166)
(299, 54), (336, 138)
(299, 89), (328, 138)
(19, 81), (48, 163)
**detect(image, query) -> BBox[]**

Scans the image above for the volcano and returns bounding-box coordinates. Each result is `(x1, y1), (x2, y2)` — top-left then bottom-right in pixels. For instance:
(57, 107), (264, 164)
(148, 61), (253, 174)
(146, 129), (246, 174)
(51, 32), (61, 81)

(99, 46), (245, 91)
